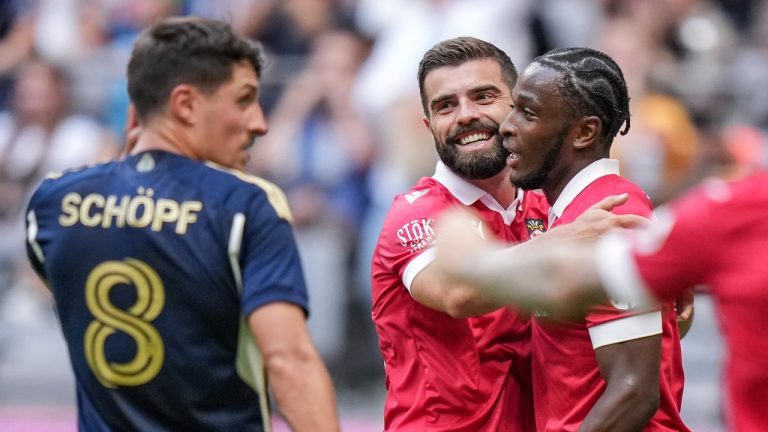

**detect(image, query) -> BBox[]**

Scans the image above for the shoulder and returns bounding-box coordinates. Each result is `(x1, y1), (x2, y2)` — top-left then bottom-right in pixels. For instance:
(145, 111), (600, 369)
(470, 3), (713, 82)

(383, 178), (456, 226)
(586, 175), (653, 217)
(203, 162), (293, 223)
(684, 173), (767, 207)
(28, 161), (116, 208)
(36, 160), (115, 191)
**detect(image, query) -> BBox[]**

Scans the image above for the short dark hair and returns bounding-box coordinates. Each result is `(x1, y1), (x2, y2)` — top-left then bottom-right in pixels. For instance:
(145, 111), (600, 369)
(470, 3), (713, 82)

(417, 37), (517, 116)
(531, 47), (631, 148)
(128, 16), (263, 121)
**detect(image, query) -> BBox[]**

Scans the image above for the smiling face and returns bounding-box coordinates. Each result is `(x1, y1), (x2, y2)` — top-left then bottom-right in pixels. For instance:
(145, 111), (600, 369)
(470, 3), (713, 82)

(192, 61), (267, 170)
(500, 64), (577, 193)
(422, 59), (512, 180)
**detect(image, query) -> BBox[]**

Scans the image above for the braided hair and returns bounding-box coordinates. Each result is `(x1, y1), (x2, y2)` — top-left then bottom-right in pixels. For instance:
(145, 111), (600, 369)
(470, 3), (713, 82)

(531, 47), (630, 148)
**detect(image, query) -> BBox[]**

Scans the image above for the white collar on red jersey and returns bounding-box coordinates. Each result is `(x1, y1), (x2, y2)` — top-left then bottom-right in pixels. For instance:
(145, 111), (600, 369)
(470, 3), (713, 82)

(549, 158), (621, 226)
(432, 161), (524, 225)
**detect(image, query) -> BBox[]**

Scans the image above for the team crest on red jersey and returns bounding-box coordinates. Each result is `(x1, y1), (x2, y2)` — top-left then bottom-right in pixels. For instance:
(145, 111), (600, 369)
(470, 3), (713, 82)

(525, 218), (546, 238)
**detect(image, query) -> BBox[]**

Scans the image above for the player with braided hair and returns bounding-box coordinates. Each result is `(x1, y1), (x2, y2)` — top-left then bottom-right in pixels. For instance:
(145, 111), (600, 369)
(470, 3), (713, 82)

(499, 47), (690, 431)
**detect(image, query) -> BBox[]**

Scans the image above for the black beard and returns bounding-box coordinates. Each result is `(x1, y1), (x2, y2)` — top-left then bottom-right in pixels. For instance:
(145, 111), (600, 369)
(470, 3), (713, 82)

(435, 121), (508, 180)
(509, 132), (565, 190)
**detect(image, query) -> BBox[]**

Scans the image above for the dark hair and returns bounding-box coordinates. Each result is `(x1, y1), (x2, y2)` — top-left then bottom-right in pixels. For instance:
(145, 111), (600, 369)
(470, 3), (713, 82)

(417, 36), (517, 115)
(128, 16), (263, 121)
(531, 47), (631, 147)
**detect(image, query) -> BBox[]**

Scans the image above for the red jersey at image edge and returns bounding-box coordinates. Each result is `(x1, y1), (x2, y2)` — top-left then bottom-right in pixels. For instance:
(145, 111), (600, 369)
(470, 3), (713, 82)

(623, 173), (768, 431)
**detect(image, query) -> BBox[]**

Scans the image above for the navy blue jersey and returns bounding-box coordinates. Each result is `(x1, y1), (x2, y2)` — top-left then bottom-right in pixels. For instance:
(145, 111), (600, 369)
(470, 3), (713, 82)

(25, 150), (308, 431)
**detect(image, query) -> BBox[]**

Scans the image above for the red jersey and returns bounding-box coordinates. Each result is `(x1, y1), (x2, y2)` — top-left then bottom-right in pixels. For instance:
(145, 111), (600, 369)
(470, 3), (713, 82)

(371, 162), (548, 431)
(597, 172), (768, 431)
(533, 159), (688, 432)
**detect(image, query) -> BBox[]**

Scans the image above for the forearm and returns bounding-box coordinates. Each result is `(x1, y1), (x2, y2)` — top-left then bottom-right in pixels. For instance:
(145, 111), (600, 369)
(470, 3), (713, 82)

(584, 335), (662, 432)
(248, 304), (340, 431)
(579, 381), (659, 432)
(452, 239), (605, 316)
(265, 346), (340, 431)
(435, 210), (608, 317)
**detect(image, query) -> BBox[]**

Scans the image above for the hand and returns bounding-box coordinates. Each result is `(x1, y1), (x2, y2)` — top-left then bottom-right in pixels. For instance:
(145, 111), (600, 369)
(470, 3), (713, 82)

(553, 194), (649, 241)
(675, 287), (695, 338)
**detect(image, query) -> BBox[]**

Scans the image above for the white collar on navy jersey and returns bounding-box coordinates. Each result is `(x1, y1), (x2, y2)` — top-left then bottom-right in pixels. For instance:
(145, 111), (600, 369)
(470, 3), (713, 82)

(432, 161), (524, 224)
(548, 158), (620, 226)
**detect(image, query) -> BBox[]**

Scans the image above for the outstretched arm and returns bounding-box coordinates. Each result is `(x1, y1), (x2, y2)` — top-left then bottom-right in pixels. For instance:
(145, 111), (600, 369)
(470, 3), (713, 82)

(433, 195), (649, 317)
(248, 302), (340, 432)
(418, 194), (647, 317)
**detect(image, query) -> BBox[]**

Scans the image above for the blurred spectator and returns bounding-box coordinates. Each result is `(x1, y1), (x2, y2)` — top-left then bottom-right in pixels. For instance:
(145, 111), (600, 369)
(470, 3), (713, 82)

(253, 28), (374, 369)
(598, 16), (702, 204)
(236, 0), (356, 114)
(0, 58), (117, 304)
(720, 124), (767, 173)
(100, 0), (181, 139)
(0, 0), (35, 109)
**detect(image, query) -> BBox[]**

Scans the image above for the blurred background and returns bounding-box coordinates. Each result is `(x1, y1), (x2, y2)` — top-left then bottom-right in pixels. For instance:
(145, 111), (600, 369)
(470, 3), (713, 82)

(1, 0), (765, 430)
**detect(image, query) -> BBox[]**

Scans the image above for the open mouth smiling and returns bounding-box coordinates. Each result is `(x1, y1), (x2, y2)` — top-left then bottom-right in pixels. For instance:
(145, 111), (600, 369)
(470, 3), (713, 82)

(454, 130), (495, 147)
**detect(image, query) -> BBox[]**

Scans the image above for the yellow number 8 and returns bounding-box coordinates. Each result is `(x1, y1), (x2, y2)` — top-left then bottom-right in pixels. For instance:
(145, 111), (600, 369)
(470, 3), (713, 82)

(84, 258), (165, 388)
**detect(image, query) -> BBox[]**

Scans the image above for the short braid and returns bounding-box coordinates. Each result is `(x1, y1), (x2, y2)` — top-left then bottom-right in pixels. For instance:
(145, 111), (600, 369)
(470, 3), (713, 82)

(532, 47), (631, 147)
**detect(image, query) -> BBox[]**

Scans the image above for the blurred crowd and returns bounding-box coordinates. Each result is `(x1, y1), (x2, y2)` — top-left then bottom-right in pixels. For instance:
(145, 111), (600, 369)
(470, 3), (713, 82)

(1, 0), (767, 394)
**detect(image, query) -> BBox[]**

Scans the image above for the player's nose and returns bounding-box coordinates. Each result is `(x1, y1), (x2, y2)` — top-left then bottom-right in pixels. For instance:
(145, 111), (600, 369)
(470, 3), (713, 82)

(248, 103), (268, 136)
(500, 111), (517, 138)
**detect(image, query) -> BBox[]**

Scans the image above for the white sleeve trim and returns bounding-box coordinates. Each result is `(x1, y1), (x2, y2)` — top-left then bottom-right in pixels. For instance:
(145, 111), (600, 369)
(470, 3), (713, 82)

(402, 248), (437, 293)
(228, 213), (246, 295)
(589, 310), (662, 349)
(595, 232), (655, 308)
(26, 210), (45, 265)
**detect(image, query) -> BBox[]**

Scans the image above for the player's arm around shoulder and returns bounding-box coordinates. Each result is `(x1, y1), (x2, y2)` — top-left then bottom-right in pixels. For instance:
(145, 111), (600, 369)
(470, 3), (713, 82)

(410, 247), (511, 318)
(375, 189), (492, 317)
(248, 302), (340, 431)
(389, 191), (506, 318)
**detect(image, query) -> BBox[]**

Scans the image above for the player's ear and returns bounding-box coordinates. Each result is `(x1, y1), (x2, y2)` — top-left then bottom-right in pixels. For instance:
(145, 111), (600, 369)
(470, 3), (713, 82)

(422, 115), (431, 131)
(168, 84), (198, 126)
(573, 115), (600, 150)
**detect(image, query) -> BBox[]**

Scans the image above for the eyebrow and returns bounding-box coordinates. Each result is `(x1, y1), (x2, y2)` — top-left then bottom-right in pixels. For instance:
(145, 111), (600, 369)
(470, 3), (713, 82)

(429, 93), (455, 111)
(515, 92), (540, 108)
(240, 83), (259, 97)
(429, 84), (504, 111)
(471, 84), (503, 95)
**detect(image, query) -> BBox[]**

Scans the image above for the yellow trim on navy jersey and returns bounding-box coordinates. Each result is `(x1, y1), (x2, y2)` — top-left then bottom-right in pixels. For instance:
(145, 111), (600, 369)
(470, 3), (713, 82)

(206, 162), (294, 223)
(236, 317), (271, 432)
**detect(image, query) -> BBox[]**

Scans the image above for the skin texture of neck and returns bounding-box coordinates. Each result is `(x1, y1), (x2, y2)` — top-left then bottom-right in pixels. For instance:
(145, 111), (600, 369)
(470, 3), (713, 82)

(130, 117), (202, 162)
(542, 148), (610, 206)
(469, 166), (518, 208)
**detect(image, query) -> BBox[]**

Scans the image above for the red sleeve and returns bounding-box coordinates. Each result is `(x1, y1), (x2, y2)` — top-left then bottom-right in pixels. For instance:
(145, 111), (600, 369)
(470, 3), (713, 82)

(374, 189), (454, 284)
(630, 184), (717, 300)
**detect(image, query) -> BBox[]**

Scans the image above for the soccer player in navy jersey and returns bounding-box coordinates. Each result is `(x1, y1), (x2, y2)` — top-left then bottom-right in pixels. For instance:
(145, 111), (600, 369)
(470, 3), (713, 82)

(24, 16), (339, 431)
